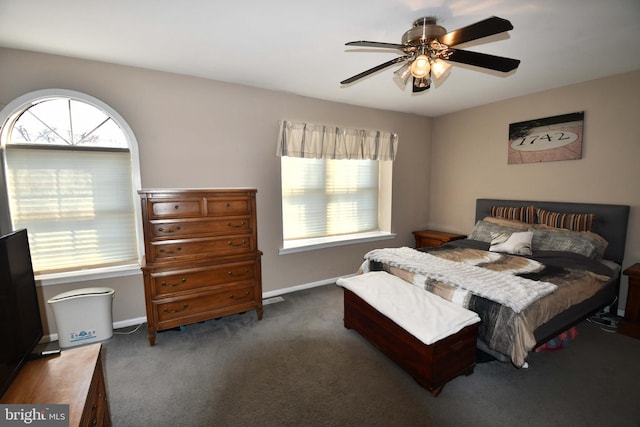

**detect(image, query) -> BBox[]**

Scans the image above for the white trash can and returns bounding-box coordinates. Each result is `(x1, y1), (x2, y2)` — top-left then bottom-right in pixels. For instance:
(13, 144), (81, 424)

(48, 287), (115, 348)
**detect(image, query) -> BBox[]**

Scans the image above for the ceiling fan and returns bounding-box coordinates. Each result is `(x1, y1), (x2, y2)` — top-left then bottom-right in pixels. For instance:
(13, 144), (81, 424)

(341, 16), (520, 93)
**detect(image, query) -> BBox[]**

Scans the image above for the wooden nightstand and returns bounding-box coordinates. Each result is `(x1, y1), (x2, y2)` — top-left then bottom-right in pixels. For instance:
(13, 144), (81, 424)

(619, 263), (640, 339)
(412, 230), (466, 248)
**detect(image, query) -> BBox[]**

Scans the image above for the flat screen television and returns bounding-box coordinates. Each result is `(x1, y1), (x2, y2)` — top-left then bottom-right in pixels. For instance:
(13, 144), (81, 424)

(0, 229), (44, 398)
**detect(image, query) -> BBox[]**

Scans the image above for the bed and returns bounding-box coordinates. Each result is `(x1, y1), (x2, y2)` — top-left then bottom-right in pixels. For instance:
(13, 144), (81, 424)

(360, 199), (630, 367)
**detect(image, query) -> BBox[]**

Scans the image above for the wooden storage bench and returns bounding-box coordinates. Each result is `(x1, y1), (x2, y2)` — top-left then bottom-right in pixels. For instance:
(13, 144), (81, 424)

(338, 272), (481, 396)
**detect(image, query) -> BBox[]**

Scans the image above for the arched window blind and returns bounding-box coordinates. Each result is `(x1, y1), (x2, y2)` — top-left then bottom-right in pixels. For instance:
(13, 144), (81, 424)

(6, 146), (138, 272)
(1, 91), (140, 275)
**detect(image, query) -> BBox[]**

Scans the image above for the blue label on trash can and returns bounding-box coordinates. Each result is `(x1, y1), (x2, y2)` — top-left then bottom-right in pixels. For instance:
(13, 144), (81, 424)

(69, 329), (96, 342)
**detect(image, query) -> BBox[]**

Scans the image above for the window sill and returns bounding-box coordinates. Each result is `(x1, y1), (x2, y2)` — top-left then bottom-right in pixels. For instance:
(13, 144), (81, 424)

(36, 263), (142, 287)
(279, 231), (396, 255)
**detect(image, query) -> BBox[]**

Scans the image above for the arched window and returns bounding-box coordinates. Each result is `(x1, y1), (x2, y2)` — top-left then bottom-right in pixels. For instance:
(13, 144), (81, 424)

(0, 89), (142, 276)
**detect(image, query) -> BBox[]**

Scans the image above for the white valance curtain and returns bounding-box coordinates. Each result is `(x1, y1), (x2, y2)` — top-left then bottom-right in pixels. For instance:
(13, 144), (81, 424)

(276, 120), (398, 161)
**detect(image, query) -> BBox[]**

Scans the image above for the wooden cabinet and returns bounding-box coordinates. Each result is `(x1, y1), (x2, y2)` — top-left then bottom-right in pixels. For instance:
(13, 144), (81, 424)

(343, 289), (478, 397)
(412, 229), (466, 248)
(1, 344), (110, 427)
(139, 188), (263, 346)
(619, 263), (640, 339)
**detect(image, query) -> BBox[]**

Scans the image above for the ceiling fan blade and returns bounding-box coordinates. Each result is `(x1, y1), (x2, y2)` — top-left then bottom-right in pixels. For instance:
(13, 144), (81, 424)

(345, 41), (407, 50)
(341, 55), (410, 84)
(446, 48), (520, 72)
(440, 16), (514, 47)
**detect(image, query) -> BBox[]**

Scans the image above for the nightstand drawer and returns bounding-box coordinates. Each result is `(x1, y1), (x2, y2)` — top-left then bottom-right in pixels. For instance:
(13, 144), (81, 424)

(619, 263), (640, 339)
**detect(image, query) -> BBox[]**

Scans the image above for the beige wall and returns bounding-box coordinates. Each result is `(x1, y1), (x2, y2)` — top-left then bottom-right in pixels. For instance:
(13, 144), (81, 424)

(429, 70), (640, 311)
(0, 47), (432, 335)
(2, 46), (637, 333)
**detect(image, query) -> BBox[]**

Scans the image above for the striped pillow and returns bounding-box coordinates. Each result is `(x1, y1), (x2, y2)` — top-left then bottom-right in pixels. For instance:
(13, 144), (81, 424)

(536, 208), (594, 232)
(490, 205), (535, 224)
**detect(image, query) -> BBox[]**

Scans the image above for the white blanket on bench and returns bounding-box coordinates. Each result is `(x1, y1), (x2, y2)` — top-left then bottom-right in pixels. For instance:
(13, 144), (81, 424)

(337, 271), (480, 345)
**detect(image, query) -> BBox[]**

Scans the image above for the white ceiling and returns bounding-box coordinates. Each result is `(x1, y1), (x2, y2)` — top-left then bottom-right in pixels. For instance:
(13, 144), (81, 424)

(1, 0), (639, 117)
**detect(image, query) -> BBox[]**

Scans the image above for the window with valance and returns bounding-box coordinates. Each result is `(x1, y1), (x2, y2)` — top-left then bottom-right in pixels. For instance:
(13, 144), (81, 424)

(277, 120), (397, 252)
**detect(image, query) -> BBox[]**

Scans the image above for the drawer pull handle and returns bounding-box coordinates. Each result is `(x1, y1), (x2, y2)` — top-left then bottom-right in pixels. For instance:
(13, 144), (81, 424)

(174, 205), (180, 210)
(228, 269), (249, 277)
(227, 221), (246, 228)
(229, 291), (250, 299)
(158, 226), (181, 233)
(159, 247), (182, 254)
(227, 239), (247, 247)
(226, 202), (231, 207)
(163, 304), (189, 314)
(161, 278), (187, 287)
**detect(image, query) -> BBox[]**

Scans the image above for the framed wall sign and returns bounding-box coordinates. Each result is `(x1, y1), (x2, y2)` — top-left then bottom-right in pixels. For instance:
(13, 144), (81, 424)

(508, 111), (584, 164)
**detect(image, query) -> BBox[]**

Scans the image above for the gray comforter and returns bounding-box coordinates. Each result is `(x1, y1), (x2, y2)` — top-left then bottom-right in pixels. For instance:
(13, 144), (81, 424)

(367, 240), (614, 367)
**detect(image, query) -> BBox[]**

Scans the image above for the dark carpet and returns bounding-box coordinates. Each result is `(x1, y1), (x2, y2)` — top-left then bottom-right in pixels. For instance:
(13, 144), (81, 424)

(101, 284), (640, 426)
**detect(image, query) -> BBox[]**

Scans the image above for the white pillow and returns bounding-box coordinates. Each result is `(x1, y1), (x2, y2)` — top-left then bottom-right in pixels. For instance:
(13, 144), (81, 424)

(489, 231), (533, 256)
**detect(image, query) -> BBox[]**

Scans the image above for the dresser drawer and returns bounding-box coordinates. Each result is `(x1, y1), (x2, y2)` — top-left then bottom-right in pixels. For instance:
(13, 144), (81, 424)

(150, 217), (251, 239)
(206, 198), (250, 216)
(150, 261), (257, 297)
(155, 284), (256, 323)
(149, 198), (203, 219)
(81, 372), (100, 426)
(149, 235), (254, 263)
(80, 355), (109, 427)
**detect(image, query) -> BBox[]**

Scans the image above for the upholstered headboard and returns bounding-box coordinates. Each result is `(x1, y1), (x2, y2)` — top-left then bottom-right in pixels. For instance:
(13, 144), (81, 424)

(476, 199), (630, 265)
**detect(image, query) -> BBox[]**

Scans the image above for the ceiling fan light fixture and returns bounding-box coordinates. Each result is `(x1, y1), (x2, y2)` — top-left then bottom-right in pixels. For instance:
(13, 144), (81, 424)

(414, 77), (431, 88)
(393, 63), (412, 88)
(409, 54), (431, 78)
(430, 58), (452, 81)
(341, 15), (520, 92)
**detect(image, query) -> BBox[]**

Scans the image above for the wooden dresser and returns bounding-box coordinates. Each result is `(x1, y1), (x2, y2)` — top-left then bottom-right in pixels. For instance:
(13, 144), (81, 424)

(619, 263), (640, 339)
(139, 188), (263, 346)
(1, 344), (110, 427)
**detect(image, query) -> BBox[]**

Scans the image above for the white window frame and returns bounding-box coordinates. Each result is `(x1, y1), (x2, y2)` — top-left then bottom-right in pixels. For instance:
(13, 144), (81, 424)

(0, 89), (143, 284)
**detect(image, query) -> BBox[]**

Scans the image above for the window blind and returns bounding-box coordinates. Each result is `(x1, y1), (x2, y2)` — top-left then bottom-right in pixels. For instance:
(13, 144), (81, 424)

(281, 156), (379, 240)
(5, 146), (138, 273)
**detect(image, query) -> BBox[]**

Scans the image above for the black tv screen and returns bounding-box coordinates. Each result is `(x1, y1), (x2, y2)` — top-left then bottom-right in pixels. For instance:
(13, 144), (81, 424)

(0, 229), (44, 397)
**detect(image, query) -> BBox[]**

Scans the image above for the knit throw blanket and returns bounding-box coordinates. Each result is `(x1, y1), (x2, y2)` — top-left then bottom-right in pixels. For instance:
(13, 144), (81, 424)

(364, 247), (557, 313)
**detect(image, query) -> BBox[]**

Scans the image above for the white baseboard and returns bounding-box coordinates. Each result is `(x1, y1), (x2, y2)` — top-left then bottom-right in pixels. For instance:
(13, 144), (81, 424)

(262, 274), (352, 299)
(41, 277), (353, 344)
(113, 316), (148, 330)
(42, 276), (622, 344)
